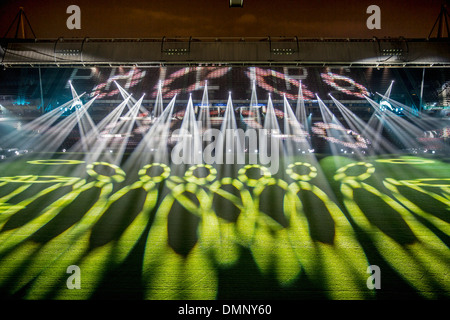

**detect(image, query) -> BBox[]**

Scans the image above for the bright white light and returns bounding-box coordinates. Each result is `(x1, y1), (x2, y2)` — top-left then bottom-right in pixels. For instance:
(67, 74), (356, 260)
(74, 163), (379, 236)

(380, 100), (392, 111)
(72, 100), (83, 109)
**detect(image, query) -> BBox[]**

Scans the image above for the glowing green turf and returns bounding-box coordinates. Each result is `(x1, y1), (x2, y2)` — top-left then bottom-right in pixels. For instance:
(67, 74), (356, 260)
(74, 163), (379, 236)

(0, 153), (448, 300)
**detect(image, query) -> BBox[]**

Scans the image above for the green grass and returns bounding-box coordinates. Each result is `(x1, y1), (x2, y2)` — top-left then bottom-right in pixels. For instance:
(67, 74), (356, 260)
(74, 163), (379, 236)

(0, 153), (449, 300)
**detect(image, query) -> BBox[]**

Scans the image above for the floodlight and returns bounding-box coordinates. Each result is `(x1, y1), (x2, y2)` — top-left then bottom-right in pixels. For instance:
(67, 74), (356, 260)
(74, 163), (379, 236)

(230, 0), (243, 7)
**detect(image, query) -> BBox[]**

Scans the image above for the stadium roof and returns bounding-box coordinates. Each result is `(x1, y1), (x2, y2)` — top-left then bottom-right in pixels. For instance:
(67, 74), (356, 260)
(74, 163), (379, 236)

(1, 36), (450, 68)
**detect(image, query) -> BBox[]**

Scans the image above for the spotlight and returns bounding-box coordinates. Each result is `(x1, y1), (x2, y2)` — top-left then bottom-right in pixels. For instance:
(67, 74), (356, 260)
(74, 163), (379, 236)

(380, 100), (392, 112)
(72, 100), (83, 109)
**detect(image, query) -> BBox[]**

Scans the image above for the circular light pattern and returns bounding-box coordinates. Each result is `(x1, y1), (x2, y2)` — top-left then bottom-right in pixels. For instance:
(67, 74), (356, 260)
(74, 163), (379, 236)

(1, 153), (449, 299)
(209, 177), (250, 212)
(248, 67), (315, 100)
(334, 162), (375, 182)
(27, 159), (85, 165)
(210, 176), (248, 194)
(71, 66), (374, 103)
(286, 162), (318, 181)
(320, 72), (369, 98)
(168, 181), (212, 214)
(237, 164), (272, 187)
(154, 67), (232, 99)
(90, 68), (146, 99)
(375, 158), (435, 165)
(184, 164), (217, 185)
(138, 163), (171, 183)
(86, 161), (126, 183)
(312, 122), (370, 149)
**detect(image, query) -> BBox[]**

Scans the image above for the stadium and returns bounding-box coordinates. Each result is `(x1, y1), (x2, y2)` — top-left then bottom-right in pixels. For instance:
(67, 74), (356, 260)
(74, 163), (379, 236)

(0, 2), (449, 302)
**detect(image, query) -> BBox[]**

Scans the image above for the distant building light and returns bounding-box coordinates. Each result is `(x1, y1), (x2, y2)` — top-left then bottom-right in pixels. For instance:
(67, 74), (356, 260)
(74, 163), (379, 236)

(230, 0), (243, 7)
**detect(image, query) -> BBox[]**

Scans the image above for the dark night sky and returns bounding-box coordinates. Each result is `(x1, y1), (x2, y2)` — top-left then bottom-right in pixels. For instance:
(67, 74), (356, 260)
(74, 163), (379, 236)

(0, 0), (447, 39)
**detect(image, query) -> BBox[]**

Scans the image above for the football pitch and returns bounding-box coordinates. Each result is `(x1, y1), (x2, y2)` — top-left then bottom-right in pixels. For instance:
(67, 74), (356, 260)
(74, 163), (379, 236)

(0, 153), (449, 300)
